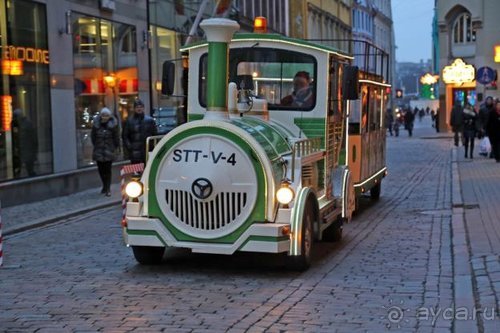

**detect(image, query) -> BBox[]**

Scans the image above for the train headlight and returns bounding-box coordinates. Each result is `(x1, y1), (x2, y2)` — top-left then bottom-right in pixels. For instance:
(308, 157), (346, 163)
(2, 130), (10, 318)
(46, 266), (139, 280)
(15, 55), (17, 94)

(125, 181), (143, 198)
(276, 180), (294, 205)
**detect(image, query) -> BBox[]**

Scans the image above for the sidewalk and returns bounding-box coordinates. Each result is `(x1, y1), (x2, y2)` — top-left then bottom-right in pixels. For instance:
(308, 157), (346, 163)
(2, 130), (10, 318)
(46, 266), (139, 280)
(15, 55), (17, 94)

(453, 145), (500, 332)
(1, 183), (122, 235)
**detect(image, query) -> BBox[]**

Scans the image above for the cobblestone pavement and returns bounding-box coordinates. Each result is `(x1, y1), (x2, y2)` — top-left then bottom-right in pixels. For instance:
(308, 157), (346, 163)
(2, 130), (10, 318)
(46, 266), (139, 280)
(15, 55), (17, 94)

(0, 116), (498, 332)
(454, 141), (500, 333)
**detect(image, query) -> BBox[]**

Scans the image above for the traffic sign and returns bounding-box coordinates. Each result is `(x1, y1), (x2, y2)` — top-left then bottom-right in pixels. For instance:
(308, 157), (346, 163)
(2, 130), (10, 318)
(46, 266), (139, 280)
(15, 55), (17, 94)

(476, 66), (495, 85)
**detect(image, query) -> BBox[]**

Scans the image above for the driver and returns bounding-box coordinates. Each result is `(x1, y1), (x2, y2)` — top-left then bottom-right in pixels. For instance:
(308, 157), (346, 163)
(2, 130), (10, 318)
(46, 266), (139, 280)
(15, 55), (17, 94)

(281, 71), (314, 108)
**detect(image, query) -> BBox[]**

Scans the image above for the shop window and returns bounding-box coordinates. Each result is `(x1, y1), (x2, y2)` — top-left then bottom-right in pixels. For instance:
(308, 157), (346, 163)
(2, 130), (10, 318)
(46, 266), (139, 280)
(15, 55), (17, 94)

(73, 15), (138, 168)
(0, 0), (52, 181)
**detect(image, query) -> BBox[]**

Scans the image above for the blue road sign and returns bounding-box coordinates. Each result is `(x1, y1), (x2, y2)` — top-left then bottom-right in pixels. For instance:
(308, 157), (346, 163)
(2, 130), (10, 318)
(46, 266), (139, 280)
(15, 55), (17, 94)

(476, 66), (495, 85)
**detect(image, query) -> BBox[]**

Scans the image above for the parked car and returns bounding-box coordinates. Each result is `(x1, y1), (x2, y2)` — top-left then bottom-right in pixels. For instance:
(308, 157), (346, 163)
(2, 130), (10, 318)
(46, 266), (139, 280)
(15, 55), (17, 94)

(152, 107), (182, 135)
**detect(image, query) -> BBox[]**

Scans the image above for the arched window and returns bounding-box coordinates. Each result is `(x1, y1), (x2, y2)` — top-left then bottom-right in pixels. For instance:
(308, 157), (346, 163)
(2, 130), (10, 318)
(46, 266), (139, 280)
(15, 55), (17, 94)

(452, 13), (475, 44)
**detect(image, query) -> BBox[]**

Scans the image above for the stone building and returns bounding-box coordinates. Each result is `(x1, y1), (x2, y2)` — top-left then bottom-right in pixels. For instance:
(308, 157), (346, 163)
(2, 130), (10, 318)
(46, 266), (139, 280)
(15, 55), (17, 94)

(436, 0), (500, 131)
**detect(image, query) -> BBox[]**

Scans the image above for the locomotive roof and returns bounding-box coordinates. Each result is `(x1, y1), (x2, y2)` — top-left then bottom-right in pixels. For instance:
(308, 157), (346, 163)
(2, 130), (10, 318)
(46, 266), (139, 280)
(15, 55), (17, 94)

(181, 33), (353, 60)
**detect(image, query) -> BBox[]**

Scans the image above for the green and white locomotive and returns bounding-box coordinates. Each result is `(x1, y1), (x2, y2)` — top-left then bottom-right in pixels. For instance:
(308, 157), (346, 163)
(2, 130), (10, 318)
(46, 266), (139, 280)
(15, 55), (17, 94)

(123, 18), (387, 270)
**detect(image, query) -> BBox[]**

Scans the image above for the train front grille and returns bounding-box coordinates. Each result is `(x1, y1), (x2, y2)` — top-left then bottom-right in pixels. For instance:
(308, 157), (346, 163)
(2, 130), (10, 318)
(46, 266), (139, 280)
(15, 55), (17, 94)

(165, 189), (248, 231)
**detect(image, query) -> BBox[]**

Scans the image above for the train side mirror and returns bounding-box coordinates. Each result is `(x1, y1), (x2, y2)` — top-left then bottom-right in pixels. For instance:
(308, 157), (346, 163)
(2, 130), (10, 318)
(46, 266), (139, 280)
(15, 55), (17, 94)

(161, 61), (175, 96)
(342, 65), (359, 100)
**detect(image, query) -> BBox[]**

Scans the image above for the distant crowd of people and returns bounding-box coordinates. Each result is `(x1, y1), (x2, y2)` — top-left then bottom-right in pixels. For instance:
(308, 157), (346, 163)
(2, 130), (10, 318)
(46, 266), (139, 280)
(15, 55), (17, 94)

(450, 96), (500, 162)
(91, 99), (157, 196)
(385, 106), (427, 137)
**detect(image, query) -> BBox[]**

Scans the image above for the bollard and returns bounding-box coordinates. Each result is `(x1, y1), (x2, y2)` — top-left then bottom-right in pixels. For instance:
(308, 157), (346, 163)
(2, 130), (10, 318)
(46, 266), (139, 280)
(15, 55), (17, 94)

(120, 163), (144, 227)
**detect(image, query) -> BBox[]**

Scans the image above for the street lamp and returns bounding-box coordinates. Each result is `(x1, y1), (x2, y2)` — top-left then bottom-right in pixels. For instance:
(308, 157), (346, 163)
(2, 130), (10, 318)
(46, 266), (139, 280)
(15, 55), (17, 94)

(103, 73), (118, 117)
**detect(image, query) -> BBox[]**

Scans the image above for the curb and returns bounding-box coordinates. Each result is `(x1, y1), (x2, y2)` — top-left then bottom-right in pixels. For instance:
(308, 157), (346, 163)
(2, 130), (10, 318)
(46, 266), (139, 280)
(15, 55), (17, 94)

(450, 147), (478, 333)
(3, 199), (121, 236)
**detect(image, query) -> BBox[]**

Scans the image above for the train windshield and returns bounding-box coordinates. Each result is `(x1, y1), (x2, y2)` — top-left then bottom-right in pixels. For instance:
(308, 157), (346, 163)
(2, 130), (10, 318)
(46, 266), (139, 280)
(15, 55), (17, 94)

(199, 47), (317, 111)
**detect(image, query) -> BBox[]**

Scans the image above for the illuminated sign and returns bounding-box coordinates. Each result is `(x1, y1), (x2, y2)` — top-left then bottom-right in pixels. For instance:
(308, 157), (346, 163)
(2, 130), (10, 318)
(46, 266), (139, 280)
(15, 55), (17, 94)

(442, 58), (475, 84)
(2, 45), (50, 65)
(420, 73), (439, 85)
(1, 60), (23, 75)
(495, 45), (500, 63)
(1, 95), (13, 131)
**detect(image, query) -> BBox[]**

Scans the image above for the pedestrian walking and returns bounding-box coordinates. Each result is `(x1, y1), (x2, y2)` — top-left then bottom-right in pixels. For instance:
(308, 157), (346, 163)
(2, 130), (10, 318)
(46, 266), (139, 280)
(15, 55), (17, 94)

(486, 99), (500, 162)
(404, 109), (415, 137)
(122, 99), (158, 164)
(450, 103), (464, 146)
(91, 107), (120, 196)
(11, 108), (38, 177)
(462, 103), (478, 159)
(385, 108), (394, 136)
(435, 108), (440, 132)
(478, 96), (494, 139)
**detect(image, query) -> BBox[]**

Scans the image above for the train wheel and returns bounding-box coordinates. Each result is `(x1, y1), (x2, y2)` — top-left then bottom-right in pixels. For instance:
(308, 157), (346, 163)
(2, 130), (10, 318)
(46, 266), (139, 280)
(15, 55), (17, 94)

(287, 203), (313, 271)
(370, 182), (381, 200)
(322, 222), (343, 242)
(132, 246), (165, 265)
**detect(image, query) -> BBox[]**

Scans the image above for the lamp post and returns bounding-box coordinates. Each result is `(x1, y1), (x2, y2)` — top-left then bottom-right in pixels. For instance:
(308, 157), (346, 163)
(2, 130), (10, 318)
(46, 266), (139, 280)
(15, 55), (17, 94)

(103, 73), (118, 115)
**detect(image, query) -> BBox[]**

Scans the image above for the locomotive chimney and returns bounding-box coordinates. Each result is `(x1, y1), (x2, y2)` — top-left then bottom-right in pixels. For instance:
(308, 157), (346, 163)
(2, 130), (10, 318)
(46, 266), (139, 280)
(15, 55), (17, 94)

(199, 18), (240, 120)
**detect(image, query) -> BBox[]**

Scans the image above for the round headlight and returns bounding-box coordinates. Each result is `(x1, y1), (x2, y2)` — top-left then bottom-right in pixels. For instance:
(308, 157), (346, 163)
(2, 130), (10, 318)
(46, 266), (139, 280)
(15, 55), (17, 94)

(125, 181), (143, 198)
(276, 186), (294, 205)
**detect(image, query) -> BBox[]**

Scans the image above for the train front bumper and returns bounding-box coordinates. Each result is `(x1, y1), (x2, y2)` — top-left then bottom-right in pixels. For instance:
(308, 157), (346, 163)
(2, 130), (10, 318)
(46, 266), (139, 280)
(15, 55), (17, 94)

(123, 215), (290, 255)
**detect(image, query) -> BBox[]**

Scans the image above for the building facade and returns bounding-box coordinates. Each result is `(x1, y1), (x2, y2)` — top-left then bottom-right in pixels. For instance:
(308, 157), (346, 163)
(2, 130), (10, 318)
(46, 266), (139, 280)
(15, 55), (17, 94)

(436, 0), (500, 131)
(0, 0), (292, 206)
(351, 0), (395, 105)
(305, 0), (352, 53)
(3, 0), (398, 206)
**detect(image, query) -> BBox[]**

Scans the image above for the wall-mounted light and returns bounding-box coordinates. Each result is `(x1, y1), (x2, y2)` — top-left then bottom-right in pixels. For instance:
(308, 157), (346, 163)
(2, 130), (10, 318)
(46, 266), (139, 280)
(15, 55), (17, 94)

(155, 80), (162, 91)
(495, 45), (500, 63)
(103, 73), (118, 88)
(59, 10), (72, 35)
(66, 10), (72, 34)
(1, 60), (23, 76)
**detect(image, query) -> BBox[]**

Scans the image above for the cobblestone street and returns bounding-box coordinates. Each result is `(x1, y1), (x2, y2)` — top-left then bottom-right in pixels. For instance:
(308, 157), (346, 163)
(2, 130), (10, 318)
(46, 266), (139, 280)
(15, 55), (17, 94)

(1, 117), (498, 332)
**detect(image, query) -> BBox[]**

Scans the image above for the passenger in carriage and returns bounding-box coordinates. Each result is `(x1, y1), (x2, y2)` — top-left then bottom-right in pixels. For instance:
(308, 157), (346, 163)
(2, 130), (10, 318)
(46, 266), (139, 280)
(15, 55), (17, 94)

(281, 71), (315, 108)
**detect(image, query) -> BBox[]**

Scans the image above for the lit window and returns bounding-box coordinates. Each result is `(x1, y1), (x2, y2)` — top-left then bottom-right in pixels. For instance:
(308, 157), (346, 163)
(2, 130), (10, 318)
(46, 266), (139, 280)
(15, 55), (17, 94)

(452, 13), (475, 44)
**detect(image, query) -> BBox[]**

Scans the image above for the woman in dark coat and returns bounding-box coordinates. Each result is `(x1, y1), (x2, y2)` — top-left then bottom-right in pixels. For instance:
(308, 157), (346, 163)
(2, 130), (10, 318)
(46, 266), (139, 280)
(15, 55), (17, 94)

(91, 107), (120, 196)
(462, 103), (478, 159)
(486, 99), (500, 162)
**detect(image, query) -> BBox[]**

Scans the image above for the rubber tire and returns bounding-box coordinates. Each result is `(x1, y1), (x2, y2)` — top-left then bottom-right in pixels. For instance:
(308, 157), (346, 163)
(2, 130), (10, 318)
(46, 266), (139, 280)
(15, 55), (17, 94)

(132, 246), (165, 265)
(370, 182), (381, 200)
(322, 223), (343, 242)
(287, 203), (313, 271)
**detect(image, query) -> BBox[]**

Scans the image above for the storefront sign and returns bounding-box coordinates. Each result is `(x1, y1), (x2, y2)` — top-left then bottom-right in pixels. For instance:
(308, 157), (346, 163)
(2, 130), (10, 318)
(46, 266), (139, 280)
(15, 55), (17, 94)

(2, 45), (49, 65)
(420, 73), (439, 85)
(1, 95), (12, 131)
(442, 58), (475, 84)
(1, 60), (23, 75)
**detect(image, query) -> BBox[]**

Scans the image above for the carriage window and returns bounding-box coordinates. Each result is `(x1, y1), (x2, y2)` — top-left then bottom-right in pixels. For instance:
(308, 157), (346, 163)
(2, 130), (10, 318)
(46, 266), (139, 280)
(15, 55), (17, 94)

(361, 86), (369, 133)
(199, 48), (317, 111)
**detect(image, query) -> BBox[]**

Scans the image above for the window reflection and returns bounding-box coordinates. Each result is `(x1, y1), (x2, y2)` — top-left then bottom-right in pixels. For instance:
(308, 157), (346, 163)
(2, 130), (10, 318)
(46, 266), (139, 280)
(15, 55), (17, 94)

(73, 15), (138, 167)
(0, 0), (52, 181)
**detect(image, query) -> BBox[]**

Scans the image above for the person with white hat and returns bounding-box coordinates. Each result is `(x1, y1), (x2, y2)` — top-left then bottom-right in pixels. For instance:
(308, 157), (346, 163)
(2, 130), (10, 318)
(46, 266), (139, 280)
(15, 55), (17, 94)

(91, 107), (120, 196)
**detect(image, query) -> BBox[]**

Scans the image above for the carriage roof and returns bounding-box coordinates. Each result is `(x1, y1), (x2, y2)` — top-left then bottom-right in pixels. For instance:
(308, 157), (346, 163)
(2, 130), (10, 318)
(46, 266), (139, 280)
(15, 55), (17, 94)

(181, 33), (353, 61)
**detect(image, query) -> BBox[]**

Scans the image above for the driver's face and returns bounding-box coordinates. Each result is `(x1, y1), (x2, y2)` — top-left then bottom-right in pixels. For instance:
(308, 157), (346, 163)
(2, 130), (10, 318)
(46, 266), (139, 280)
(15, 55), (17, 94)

(293, 77), (309, 91)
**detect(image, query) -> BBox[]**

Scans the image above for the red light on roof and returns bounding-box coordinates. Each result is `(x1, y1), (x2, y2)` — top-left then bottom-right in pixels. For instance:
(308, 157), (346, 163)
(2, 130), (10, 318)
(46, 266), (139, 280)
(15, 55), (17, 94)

(254, 16), (267, 33)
